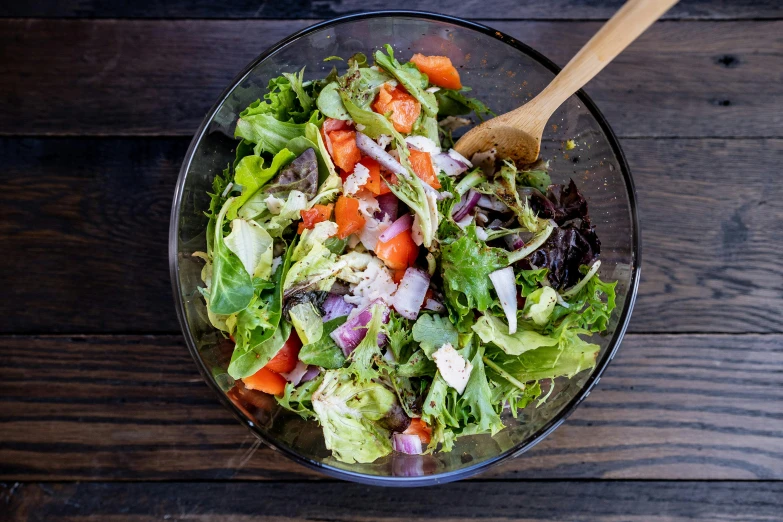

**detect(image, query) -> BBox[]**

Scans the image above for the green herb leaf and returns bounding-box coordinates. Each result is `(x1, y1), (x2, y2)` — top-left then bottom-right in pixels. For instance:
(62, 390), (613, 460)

(412, 313), (459, 358)
(299, 316), (348, 369)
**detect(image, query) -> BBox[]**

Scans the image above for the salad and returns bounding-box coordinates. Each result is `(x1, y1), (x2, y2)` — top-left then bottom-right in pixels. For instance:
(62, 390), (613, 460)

(196, 46), (616, 464)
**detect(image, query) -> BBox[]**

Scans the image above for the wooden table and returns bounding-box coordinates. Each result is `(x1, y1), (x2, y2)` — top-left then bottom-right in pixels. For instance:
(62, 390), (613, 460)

(2, 1), (782, 520)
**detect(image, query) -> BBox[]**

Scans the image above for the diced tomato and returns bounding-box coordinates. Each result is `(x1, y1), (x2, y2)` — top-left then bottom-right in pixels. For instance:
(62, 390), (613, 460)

(372, 84), (421, 134)
(408, 149), (440, 189)
(375, 229), (418, 270)
(320, 118), (350, 153)
(404, 418), (432, 445)
(265, 329), (303, 374)
(392, 268), (407, 284)
(328, 130), (362, 173)
(359, 157), (392, 196)
(335, 195), (366, 239)
(424, 288), (434, 302)
(410, 54), (462, 90)
(298, 204), (333, 234)
(242, 368), (287, 396)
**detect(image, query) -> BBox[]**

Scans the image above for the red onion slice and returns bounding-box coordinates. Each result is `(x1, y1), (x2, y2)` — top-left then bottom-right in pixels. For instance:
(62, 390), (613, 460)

(393, 433), (423, 455)
(322, 293), (356, 323)
(375, 192), (399, 221)
(451, 189), (481, 222)
(281, 361), (309, 385)
(477, 194), (510, 212)
(330, 299), (390, 355)
(378, 214), (413, 243)
(300, 365), (321, 383)
(392, 268), (430, 320)
(356, 132), (406, 177)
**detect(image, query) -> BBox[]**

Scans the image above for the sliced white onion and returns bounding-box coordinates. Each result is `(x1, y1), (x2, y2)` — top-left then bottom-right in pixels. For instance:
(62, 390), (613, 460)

(447, 148), (472, 168)
(392, 268), (430, 320)
(489, 267), (518, 334)
(424, 299), (446, 313)
(432, 152), (468, 177)
(405, 135), (441, 154)
(562, 260), (602, 299)
(477, 194), (510, 212)
(378, 214), (413, 243)
(356, 132), (406, 176)
(393, 433), (423, 455)
(425, 86), (441, 93)
(281, 361), (309, 385)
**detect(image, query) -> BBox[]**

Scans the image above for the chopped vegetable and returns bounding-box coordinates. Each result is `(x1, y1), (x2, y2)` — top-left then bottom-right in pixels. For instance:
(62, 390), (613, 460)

(243, 367), (287, 396)
(410, 54), (462, 90)
(198, 45), (617, 466)
(375, 229), (418, 270)
(335, 195), (366, 239)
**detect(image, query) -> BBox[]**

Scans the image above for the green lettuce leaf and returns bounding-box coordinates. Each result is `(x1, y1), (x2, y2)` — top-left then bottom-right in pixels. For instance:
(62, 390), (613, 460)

(553, 270), (617, 333)
(385, 312), (414, 360)
(316, 81), (351, 120)
(434, 87), (494, 121)
(281, 67), (313, 116)
(227, 239), (296, 379)
(299, 316), (347, 369)
(235, 111), (320, 156)
(228, 148), (297, 220)
(472, 314), (559, 355)
(312, 369), (395, 464)
(277, 373), (323, 419)
(223, 218), (274, 280)
(441, 225), (507, 329)
(516, 268), (549, 297)
(394, 349), (436, 378)
(289, 302), (323, 345)
(522, 286), (558, 326)
(283, 240), (339, 292)
(348, 303), (386, 383)
(240, 73), (313, 124)
(412, 313), (459, 358)
(228, 320), (292, 379)
(485, 316), (601, 383)
(208, 198), (254, 315)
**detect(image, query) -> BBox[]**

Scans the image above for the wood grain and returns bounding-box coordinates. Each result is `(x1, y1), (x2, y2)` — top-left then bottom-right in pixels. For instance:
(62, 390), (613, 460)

(0, 20), (780, 137)
(1, 333), (781, 481)
(3, 0), (781, 20)
(4, 481), (783, 521)
(2, 137), (781, 334)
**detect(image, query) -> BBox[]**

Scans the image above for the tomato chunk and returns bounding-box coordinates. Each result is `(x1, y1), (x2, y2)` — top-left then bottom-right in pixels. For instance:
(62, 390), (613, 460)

(410, 54), (462, 90)
(375, 229), (418, 270)
(265, 329), (303, 374)
(372, 84), (421, 134)
(335, 195), (366, 239)
(408, 149), (440, 189)
(404, 418), (432, 445)
(242, 368), (287, 396)
(298, 204), (333, 234)
(329, 130), (362, 173)
(359, 157), (392, 196)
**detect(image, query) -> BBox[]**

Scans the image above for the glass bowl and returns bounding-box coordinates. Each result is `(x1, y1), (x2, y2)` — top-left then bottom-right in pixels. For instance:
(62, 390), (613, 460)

(169, 10), (641, 486)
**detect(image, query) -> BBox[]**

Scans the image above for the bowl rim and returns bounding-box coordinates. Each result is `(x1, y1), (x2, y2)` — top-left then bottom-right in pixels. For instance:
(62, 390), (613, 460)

(169, 9), (641, 487)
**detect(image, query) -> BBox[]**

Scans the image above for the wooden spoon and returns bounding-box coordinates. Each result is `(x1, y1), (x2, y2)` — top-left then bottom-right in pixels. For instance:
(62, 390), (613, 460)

(454, 0), (679, 164)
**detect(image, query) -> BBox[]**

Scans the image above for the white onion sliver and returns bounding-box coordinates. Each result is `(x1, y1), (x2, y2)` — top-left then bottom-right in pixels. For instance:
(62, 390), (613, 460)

(489, 266), (518, 334)
(405, 135), (441, 154)
(424, 299), (446, 313)
(378, 214), (413, 243)
(356, 132), (406, 176)
(477, 194), (510, 212)
(393, 433), (423, 455)
(447, 148), (473, 168)
(281, 361), (309, 385)
(392, 268), (430, 320)
(433, 152), (468, 177)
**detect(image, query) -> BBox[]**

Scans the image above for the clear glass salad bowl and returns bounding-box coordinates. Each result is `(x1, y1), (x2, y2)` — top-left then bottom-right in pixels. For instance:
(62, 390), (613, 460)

(169, 11), (640, 486)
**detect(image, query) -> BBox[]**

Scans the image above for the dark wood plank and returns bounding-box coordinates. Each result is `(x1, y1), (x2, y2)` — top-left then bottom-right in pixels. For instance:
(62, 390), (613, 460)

(1, 334), (780, 481)
(3, 0), (781, 20)
(4, 480), (783, 521)
(3, 137), (781, 334)
(0, 20), (779, 137)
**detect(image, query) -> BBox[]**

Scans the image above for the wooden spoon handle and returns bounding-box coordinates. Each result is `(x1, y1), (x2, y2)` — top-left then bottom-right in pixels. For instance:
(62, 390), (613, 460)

(514, 0), (679, 123)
